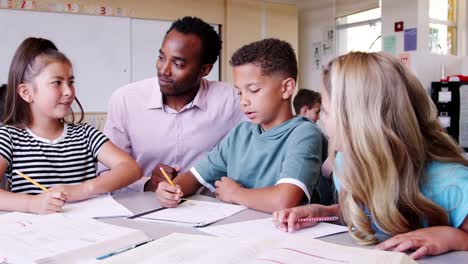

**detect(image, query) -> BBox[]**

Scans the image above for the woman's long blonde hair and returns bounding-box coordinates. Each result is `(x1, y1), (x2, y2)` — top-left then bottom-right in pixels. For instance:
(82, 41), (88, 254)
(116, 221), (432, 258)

(322, 52), (468, 245)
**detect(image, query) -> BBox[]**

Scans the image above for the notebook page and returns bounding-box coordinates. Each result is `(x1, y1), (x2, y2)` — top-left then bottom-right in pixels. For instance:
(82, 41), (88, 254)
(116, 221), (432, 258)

(136, 199), (246, 226)
(199, 217), (348, 239)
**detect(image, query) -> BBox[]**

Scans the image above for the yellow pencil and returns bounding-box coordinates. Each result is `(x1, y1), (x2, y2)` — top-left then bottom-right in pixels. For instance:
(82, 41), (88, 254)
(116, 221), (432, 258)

(159, 167), (175, 187)
(14, 170), (49, 192)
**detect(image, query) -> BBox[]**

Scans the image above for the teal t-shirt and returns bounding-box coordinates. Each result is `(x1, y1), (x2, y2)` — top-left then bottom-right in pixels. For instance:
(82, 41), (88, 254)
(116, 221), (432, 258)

(333, 152), (468, 231)
(192, 116), (323, 203)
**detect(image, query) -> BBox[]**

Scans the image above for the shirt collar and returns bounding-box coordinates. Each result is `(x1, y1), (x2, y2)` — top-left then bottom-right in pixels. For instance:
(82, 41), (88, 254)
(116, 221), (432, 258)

(146, 78), (163, 109)
(146, 78), (208, 112)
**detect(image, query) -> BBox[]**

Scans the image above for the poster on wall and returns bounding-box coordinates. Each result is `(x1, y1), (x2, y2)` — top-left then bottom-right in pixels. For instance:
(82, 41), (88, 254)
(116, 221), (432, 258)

(383, 35), (396, 55)
(322, 26), (335, 56)
(404, 28), (417, 51)
(312, 42), (322, 71)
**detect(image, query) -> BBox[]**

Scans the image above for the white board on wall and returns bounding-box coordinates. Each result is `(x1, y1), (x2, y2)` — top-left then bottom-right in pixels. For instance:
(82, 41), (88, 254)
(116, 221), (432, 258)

(131, 18), (220, 82)
(0, 9), (131, 112)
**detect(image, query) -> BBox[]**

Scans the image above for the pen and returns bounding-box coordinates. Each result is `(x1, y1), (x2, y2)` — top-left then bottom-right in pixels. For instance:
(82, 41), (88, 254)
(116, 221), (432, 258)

(160, 167), (175, 187)
(278, 216), (339, 223)
(96, 239), (153, 260)
(14, 170), (49, 192)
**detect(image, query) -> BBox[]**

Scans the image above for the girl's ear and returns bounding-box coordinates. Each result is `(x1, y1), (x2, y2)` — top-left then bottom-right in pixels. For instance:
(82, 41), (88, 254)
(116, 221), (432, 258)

(17, 83), (34, 103)
(281, 77), (296, 100)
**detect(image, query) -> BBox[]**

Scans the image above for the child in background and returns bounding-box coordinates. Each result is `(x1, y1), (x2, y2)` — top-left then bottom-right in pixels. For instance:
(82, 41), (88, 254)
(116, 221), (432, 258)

(156, 38), (323, 213)
(293, 88), (322, 122)
(0, 37), (142, 214)
(293, 88), (334, 205)
(274, 52), (468, 259)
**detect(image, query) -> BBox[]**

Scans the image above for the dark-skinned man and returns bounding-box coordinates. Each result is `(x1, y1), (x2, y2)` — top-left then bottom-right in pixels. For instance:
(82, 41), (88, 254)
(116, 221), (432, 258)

(99, 17), (244, 192)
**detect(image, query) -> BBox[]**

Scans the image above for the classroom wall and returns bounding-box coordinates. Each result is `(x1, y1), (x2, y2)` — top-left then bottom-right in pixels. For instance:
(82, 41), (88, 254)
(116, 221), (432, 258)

(298, 4), (335, 92)
(299, 0), (467, 93)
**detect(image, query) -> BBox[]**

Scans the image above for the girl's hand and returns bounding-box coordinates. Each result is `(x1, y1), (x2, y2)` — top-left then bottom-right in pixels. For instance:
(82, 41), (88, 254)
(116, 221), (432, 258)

(273, 204), (323, 232)
(50, 182), (93, 202)
(29, 191), (68, 214)
(376, 226), (464, 260)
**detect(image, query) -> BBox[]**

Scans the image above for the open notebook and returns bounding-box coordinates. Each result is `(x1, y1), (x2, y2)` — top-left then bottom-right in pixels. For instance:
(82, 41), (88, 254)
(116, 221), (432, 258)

(0, 212), (150, 264)
(128, 199), (246, 227)
(96, 233), (417, 264)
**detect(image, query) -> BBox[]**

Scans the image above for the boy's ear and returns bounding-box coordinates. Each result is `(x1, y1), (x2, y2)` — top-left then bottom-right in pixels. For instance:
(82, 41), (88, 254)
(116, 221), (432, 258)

(17, 83), (34, 103)
(281, 77), (296, 100)
(300, 105), (308, 115)
(200, 64), (213, 77)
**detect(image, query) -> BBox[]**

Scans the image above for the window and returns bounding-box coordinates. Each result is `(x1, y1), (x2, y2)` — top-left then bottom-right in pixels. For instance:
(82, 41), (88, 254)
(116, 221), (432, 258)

(429, 0), (457, 55)
(336, 7), (382, 55)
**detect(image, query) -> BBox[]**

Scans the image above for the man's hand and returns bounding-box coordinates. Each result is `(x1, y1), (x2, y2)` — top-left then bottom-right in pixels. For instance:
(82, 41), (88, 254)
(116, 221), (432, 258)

(145, 163), (180, 191)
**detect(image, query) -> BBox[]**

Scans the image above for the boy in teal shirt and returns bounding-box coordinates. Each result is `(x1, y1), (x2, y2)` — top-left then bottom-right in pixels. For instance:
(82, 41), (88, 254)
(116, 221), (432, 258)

(156, 39), (323, 213)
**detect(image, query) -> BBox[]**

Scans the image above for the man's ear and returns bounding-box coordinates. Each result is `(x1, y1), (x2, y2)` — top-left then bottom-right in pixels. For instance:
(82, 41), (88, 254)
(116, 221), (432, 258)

(281, 77), (296, 100)
(200, 64), (213, 77)
(17, 83), (34, 103)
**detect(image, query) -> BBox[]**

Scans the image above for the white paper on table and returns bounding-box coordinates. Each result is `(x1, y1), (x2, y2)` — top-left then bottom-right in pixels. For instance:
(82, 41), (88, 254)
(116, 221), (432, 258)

(97, 233), (417, 264)
(62, 194), (132, 219)
(131, 199), (246, 227)
(0, 212), (143, 264)
(199, 217), (348, 239)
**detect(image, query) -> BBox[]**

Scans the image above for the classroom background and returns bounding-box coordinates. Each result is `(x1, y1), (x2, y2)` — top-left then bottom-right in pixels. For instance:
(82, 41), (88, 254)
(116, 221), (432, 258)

(0, 0), (467, 148)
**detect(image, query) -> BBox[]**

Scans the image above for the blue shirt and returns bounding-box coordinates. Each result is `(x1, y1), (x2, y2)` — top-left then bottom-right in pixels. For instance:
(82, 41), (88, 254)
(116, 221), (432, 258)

(333, 152), (468, 231)
(191, 116), (323, 203)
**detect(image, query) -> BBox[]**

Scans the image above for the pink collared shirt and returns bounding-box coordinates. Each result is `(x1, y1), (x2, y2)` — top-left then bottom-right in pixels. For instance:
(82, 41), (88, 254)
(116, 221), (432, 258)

(99, 77), (244, 192)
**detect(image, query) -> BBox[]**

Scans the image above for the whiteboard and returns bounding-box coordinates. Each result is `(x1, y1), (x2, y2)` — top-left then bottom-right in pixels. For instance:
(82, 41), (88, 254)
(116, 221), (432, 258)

(0, 10), (220, 112)
(131, 18), (220, 82)
(0, 9), (131, 112)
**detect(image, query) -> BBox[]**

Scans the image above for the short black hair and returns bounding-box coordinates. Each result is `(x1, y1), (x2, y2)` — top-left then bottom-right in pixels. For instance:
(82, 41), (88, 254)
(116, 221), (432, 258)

(229, 38), (298, 81)
(293, 89), (321, 114)
(167, 16), (222, 65)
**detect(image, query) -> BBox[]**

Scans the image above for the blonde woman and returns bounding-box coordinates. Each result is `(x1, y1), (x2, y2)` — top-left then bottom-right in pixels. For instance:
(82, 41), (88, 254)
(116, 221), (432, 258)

(273, 52), (468, 259)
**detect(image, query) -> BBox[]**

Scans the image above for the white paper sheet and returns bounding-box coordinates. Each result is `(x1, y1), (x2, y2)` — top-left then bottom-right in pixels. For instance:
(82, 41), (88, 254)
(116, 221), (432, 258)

(199, 217), (348, 239)
(97, 233), (417, 264)
(62, 194), (132, 219)
(133, 199), (246, 227)
(0, 212), (139, 264)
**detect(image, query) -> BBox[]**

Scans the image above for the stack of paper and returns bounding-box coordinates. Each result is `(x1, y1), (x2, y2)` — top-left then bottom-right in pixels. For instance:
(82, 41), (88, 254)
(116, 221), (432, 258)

(0, 212), (150, 264)
(129, 199), (246, 227)
(97, 233), (417, 264)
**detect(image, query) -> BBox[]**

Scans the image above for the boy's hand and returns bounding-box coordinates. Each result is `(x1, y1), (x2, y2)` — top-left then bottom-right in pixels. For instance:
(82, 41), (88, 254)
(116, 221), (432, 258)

(376, 226), (460, 259)
(273, 204), (322, 232)
(145, 163), (180, 192)
(214, 177), (242, 204)
(29, 191), (68, 214)
(155, 182), (183, 208)
(49, 182), (92, 202)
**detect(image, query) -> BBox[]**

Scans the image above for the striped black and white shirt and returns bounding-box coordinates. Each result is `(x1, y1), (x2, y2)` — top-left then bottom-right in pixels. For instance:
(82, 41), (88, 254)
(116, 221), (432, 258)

(0, 123), (108, 194)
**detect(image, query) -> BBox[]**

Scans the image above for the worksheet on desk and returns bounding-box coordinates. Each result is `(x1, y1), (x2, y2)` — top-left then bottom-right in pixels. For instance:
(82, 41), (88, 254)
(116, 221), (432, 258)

(62, 194), (133, 219)
(199, 217), (348, 239)
(0, 212), (140, 264)
(133, 199), (246, 227)
(97, 233), (417, 264)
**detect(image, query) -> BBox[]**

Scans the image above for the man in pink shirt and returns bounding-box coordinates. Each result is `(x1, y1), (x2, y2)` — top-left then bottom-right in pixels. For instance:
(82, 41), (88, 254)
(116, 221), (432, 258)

(99, 17), (244, 192)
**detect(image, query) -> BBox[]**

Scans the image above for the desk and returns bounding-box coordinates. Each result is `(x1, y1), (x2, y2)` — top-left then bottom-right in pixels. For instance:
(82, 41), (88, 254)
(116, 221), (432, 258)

(105, 192), (468, 264)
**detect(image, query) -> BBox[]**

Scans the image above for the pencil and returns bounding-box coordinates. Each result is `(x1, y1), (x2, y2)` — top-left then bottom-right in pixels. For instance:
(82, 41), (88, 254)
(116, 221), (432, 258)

(278, 216), (339, 223)
(159, 167), (175, 187)
(14, 169), (49, 192)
